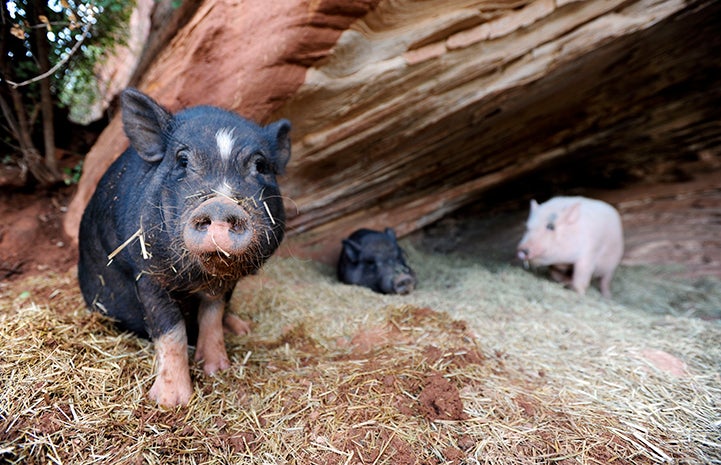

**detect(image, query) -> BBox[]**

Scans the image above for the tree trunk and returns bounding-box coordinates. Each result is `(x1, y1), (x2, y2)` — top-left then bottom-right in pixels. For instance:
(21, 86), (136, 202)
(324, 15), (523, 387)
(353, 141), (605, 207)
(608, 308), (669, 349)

(32, 0), (59, 178)
(0, 0), (59, 187)
(0, 2), (27, 186)
(0, 95), (29, 186)
(8, 83), (56, 186)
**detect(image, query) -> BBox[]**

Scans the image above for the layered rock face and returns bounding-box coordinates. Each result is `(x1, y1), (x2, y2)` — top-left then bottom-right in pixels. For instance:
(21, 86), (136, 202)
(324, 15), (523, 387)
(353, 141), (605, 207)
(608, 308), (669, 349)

(65, 0), (721, 269)
(64, 0), (380, 246)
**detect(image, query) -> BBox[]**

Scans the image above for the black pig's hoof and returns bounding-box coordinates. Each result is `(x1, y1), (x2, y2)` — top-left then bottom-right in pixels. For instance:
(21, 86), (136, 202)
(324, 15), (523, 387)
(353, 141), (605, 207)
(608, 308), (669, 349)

(149, 327), (194, 407)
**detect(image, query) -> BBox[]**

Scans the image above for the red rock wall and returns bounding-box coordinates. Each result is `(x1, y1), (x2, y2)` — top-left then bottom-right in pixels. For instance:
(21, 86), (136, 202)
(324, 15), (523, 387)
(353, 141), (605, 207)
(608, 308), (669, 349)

(64, 0), (721, 270)
(63, 0), (379, 243)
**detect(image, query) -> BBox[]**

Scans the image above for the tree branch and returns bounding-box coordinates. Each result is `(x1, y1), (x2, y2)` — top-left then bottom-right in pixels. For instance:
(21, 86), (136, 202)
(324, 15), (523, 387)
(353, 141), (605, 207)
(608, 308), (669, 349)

(0, 94), (21, 141)
(1, 24), (91, 88)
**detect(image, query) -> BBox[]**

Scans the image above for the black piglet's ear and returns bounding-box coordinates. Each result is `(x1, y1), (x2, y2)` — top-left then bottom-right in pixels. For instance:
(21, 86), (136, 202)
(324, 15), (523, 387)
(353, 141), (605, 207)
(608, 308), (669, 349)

(342, 239), (361, 263)
(266, 119), (291, 174)
(120, 88), (172, 163)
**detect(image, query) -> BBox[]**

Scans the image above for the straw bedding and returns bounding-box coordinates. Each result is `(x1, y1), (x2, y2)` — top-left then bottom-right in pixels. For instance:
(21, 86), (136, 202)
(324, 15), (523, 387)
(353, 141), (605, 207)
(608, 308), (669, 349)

(1, 245), (719, 464)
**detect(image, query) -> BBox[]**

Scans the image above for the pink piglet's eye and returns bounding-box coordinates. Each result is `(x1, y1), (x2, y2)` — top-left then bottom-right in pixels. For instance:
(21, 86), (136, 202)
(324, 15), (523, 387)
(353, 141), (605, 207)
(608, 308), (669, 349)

(546, 223), (555, 231)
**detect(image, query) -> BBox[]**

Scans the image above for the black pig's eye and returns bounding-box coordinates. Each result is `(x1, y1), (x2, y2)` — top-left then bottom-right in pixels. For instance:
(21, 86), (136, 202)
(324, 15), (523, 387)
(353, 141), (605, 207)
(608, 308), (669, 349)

(253, 153), (271, 175)
(176, 149), (190, 168)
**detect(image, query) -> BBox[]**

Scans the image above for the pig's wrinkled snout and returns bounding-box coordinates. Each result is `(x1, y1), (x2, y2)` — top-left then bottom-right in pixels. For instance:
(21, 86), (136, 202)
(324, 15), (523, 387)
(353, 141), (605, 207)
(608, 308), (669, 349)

(517, 247), (530, 261)
(184, 198), (253, 256)
(393, 274), (416, 295)
(382, 267), (416, 295)
(517, 246), (533, 269)
(192, 214), (246, 235)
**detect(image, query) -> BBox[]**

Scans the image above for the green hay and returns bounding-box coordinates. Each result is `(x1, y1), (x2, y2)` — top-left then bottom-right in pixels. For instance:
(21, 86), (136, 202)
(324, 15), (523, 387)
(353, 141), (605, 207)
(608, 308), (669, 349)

(1, 247), (720, 464)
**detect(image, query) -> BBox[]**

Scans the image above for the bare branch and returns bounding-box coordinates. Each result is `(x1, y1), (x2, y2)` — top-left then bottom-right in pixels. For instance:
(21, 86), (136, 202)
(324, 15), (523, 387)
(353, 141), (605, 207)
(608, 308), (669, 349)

(0, 94), (21, 141)
(2, 24), (91, 89)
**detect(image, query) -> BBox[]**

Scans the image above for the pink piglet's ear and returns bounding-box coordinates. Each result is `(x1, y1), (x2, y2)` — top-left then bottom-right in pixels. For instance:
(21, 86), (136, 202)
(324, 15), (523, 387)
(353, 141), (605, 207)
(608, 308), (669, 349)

(530, 199), (539, 213)
(562, 202), (581, 224)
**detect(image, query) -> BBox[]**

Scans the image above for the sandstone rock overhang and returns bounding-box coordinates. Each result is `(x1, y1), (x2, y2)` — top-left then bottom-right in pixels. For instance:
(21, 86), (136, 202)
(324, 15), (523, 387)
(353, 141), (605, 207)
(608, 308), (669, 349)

(64, 0), (721, 265)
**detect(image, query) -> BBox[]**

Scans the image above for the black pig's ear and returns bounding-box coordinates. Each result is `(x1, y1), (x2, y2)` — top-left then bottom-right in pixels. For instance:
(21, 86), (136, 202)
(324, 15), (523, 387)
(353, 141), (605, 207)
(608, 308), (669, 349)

(342, 239), (361, 263)
(384, 228), (397, 241)
(266, 119), (291, 174)
(120, 88), (172, 163)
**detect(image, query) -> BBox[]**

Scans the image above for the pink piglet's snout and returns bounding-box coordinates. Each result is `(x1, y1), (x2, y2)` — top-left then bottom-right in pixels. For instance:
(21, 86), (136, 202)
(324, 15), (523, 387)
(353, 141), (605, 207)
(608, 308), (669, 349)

(517, 247), (530, 261)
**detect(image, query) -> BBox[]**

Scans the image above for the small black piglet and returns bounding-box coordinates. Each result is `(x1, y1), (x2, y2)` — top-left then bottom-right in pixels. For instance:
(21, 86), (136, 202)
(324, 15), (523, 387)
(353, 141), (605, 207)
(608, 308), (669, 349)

(337, 228), (417, 295)
(78, 88), (291, 407)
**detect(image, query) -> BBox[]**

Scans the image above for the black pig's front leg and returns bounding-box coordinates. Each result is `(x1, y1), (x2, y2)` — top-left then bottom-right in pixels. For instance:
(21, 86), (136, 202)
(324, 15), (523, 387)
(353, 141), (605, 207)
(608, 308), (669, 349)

(195, 293), (230, 374)
(194, 292), (253, 374)
(149, 322), (193, 407)
(138, 277), (194, 407)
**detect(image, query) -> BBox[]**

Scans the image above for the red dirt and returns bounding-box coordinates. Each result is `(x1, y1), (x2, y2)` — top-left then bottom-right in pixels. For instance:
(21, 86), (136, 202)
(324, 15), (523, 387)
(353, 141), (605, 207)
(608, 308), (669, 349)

(417, 373), (468, 421)
(0, 185), (78, 283)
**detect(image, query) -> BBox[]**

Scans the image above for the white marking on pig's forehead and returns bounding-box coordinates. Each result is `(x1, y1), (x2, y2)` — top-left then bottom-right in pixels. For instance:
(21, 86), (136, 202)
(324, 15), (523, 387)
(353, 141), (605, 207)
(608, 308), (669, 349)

(215, 128), (236, 160)
(215, 179), (233, 197)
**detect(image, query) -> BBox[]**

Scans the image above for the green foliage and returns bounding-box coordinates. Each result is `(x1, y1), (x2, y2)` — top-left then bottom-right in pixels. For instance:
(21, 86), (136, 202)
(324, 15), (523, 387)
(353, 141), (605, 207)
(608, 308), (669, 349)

(59, 43), (104, 124)
(62, 159), (83, 185)
(57, 1), (136, 123)
(3, 0), (135, 122)
(0, 0), (135, 185)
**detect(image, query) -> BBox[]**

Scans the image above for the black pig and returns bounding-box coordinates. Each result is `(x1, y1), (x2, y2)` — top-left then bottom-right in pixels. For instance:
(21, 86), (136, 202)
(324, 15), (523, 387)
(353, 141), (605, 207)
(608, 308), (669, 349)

(337, 228), (417, 295)
(78, 88), (291, 407)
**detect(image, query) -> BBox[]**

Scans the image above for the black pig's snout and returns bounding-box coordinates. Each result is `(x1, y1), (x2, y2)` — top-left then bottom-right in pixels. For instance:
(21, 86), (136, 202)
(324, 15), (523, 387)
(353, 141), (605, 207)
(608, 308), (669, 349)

(393, 274), (416, 295)
(381, 268), (416, 295)
(192, 213), (247, 234)
(183, 197), (253, 256)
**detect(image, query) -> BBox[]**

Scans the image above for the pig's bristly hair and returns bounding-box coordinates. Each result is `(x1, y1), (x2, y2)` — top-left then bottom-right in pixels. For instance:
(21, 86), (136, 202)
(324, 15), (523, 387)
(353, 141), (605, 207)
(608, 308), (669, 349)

(209, 234), (231, 258)
(141, 188), (283, 292)
(127, 117), (290, 287)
